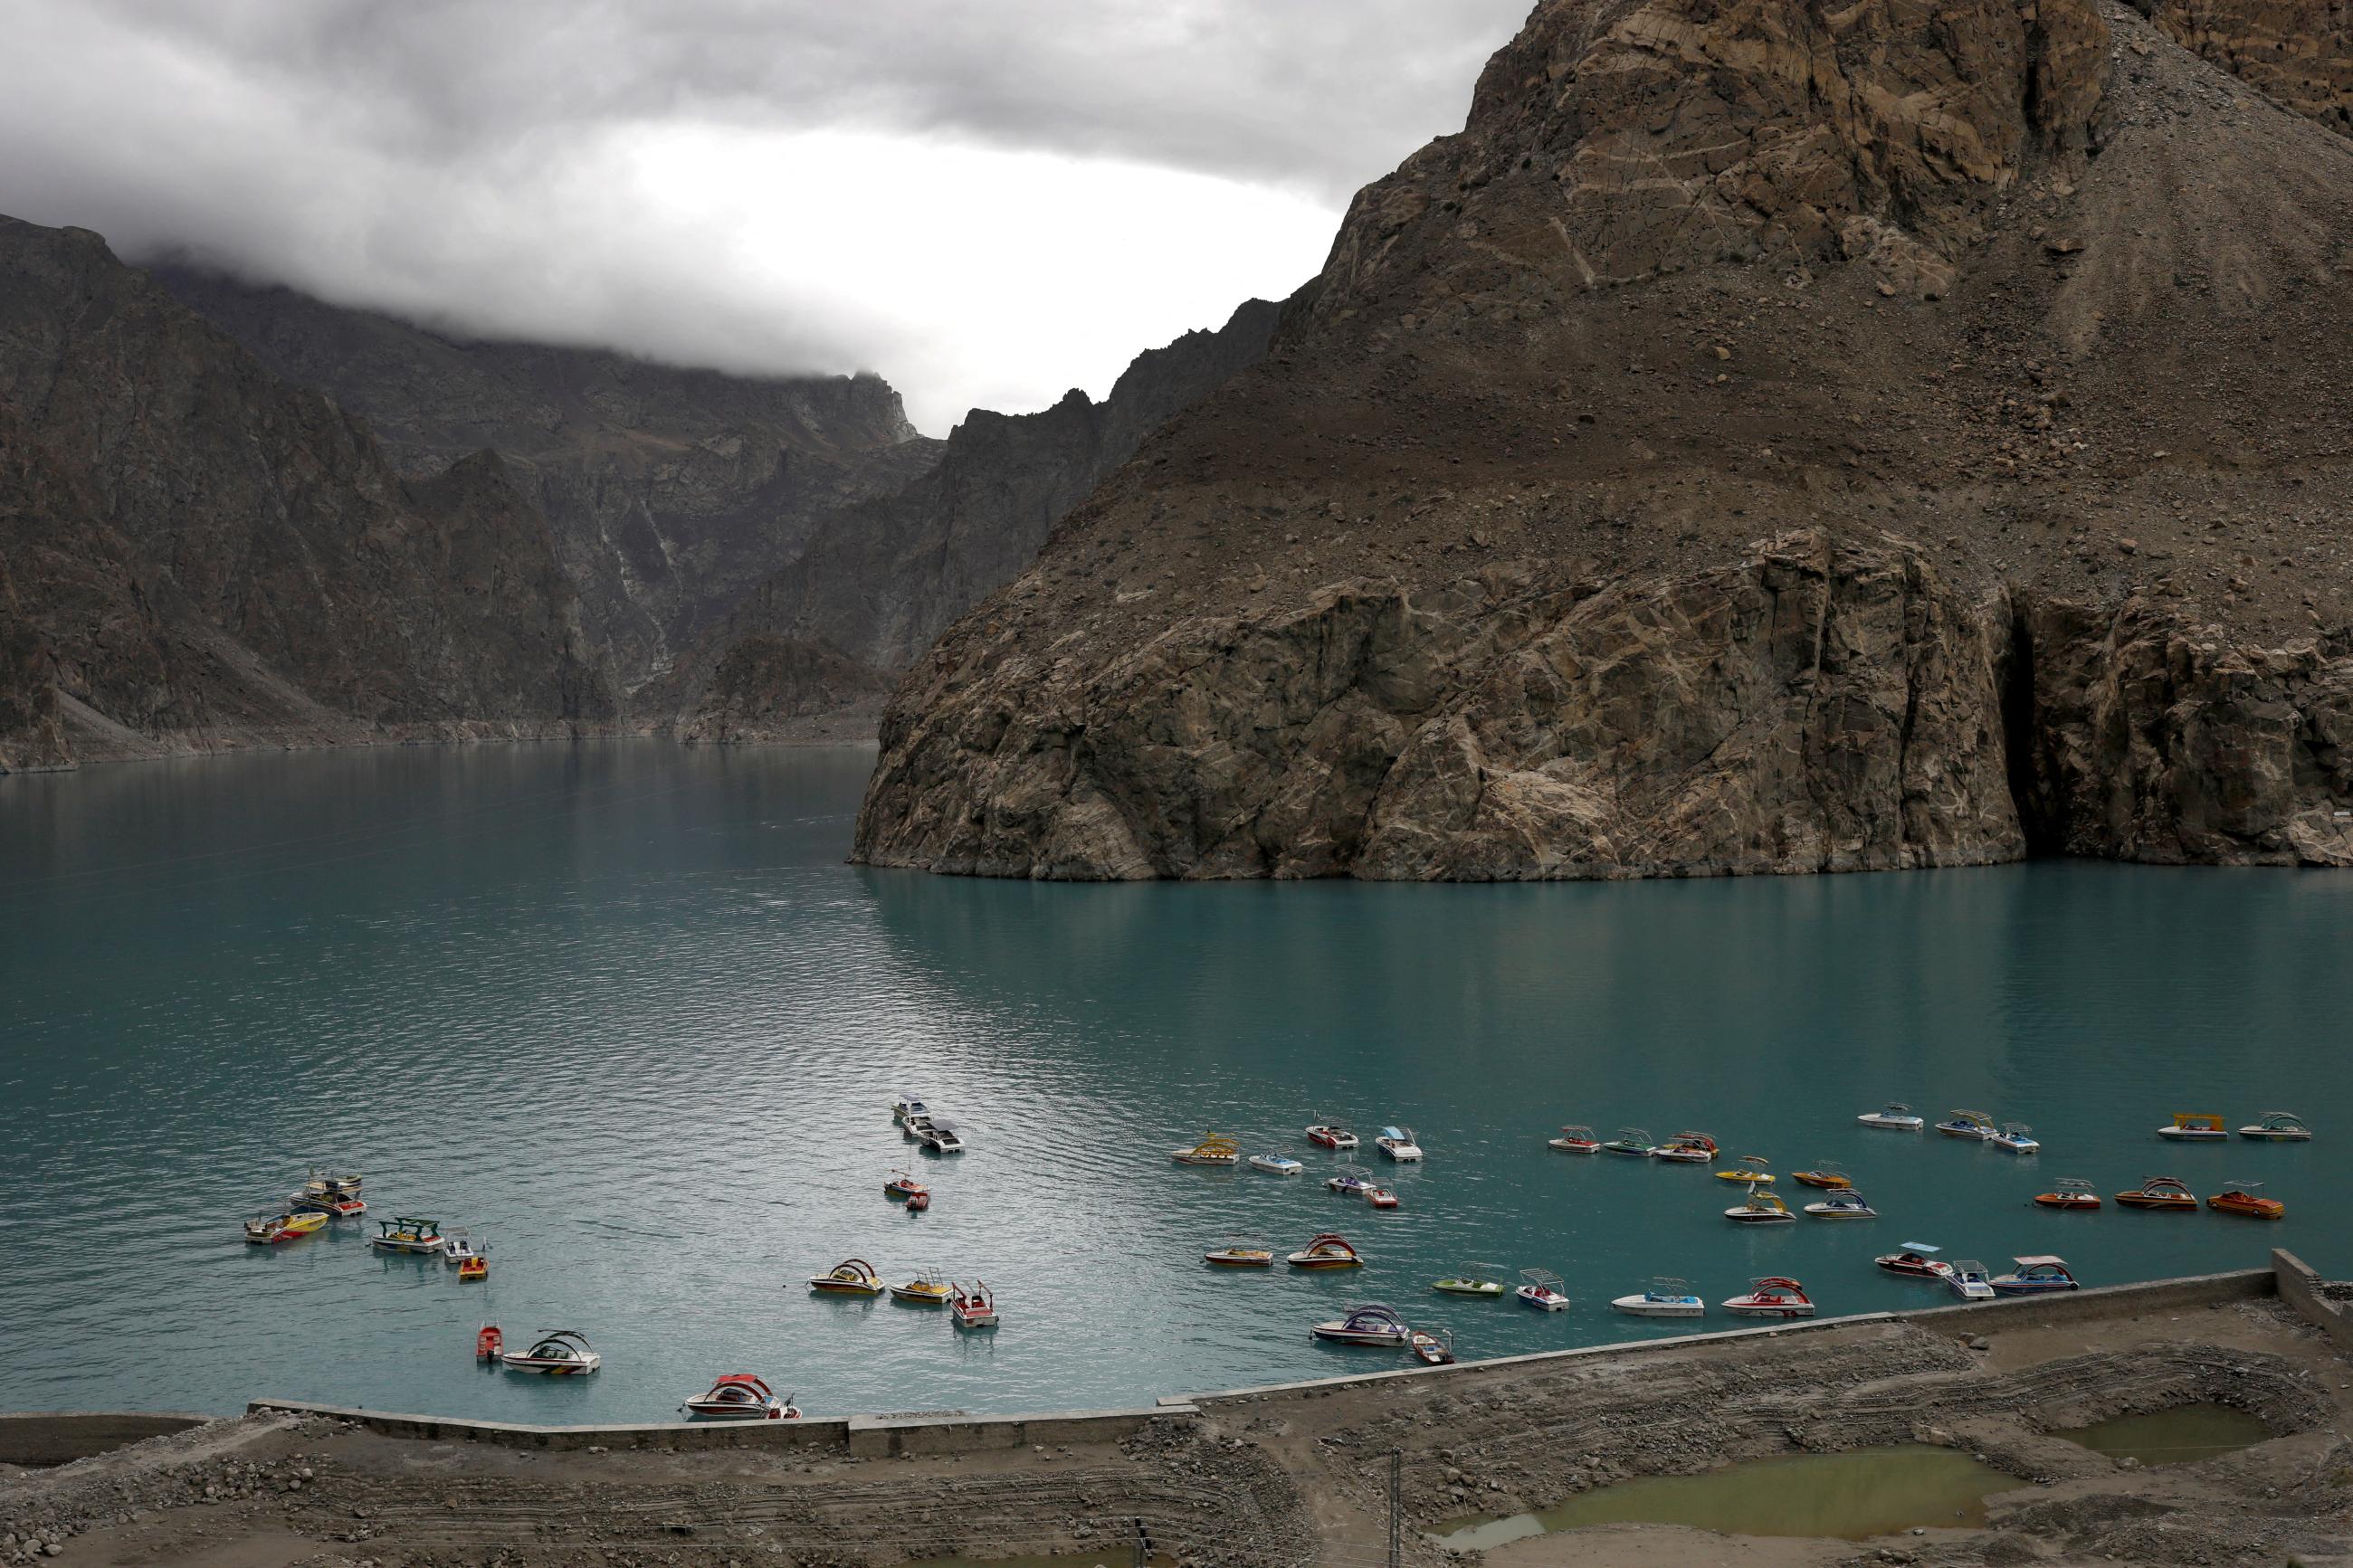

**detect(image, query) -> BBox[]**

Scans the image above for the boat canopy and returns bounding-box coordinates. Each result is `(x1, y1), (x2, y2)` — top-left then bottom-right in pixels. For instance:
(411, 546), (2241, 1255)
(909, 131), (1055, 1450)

(1340, 1302), (1406, 1329)
(1380, 1126), (1405, 1140)
(1899, 1240), (1941, 1253)
(2171, 1113), (2224, 1128)
(1521, 1268), (1564, 1288)
(2011, 1256), (2066, 1269)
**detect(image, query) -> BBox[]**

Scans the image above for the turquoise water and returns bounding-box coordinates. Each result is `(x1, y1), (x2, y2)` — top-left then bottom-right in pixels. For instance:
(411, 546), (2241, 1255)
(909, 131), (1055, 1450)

(0, 742), (2340, 1424)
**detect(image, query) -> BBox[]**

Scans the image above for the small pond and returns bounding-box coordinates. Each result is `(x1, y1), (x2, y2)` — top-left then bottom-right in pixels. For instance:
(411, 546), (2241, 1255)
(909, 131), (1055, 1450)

(1431, 1445), (2018, 1550)
(2061, 1402), (2275, 1467)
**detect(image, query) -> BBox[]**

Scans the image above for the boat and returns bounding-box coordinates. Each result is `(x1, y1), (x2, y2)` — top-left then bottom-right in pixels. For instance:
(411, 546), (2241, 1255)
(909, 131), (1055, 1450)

(1432, 1262), (1510, 1297)
(1287, 1232), (1364, 1269)
(442, 1230), (481, 1265)
(1714, 1155), (1774, 1184)
(1875, 1242), (1954, 1279)
(1610, 1278), (1704, 1318)
(950, 1280), (998, 1329)
(1651, 1132), (1718, 1164)
(1249, 1154), (1305, 1175)
(1989, 1123), (2041, 1155)
(1367, 1186), (1401, 1210)
(1721, 1277), (1816, 1318)
(1989, 1256), (2079, 1295)
(459, 1254), (488, 1281)
(1410, 1326), (1456, 1365)
(1310, 1301), (1413, 1346)
(243, 1211), (327, 1245)
(290, 1171), (367, 1217)
(883, 1168), (927, 1201)
(891, 1095), (929, 1125)
(888, 1269), (953, 1305)
(1790, 1163), (1851, 1190)
(1548, 1124), (1601, 1154)
(2206, 1181), (2285, 1220)
(808, 1258), (887, 1296)
(1171, 1133), (1241, 1167)
(1325, 1164), (1377, 1198)
(1515, 1269), (1571, 1311)
(905, 1190), (930, 1212)
(1601, 1126), (1654, 1156)
(681, 1373), (797, 1421)
(1375, 1126), (1424, 1162)
(921, 1119), (966, 1154)
(369, 1216), (443, 1254)
(2239, 1111), (2312, 1142)
(2158, 1113), (2229, 1142)
(1945, 1259), (1997, 1301)
(474, 1325), (503, 1359)
(1306, 1118), (1359, 1151)
(1205, 1236), (1274, 1268)
(2114, 1175), (2199, 1212)
(2034, 1178), (2102, 1210)
(1724, 1186), (1796, 1224)
(1802, 1187), (1878, 1219)
(1857, 1102), (1925, 1130)
(1935, 1110), (1996, 1140)
(500, 1328), (601, 1373)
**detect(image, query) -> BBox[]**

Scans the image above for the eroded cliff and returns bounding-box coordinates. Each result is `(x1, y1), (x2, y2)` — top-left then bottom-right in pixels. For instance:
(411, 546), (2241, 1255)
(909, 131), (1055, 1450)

(855, 0), (2353, 878)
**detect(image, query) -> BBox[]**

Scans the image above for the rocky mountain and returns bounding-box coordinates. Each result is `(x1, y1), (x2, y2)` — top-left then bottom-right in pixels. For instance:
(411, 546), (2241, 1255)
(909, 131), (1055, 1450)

(657, 299), (1282, 742)
(0, 217), (609, 772)
(154, 269), (941, 703)
(854, 0), (2353, 879)
(2143, 0), (2352, 137)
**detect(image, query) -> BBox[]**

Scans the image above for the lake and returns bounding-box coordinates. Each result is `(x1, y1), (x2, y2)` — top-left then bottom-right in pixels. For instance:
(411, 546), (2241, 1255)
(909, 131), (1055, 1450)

(0, 741), (2339, 1423)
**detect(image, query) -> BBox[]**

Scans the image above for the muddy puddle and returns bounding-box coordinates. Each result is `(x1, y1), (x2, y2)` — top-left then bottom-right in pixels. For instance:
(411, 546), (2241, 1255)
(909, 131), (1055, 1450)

(2060, 1402), (2274, 1466)
(1431, 1444), (2017, 1550)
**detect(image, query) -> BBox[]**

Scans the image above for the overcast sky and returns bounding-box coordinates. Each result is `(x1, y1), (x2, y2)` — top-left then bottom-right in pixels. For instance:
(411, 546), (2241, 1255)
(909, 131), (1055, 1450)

(0, 1), (1530, 432)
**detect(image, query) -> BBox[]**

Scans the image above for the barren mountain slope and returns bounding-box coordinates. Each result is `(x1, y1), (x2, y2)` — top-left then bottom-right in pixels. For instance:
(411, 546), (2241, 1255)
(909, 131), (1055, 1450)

(655, 300), (1281, 742)
(855, 0), (2353, 879)
(157, 269), (940, 703)
(2144, 0), (2353, 137)
(0, 218), (610, 771)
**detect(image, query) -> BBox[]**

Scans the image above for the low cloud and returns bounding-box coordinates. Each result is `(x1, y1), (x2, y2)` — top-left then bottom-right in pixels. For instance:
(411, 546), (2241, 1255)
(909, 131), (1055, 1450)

(0, 0), (1530, 428)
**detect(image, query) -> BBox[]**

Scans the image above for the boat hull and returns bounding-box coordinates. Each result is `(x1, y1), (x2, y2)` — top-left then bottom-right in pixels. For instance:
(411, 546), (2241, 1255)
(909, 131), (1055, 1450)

(2238, 1129), (2310, 1141)
(2034, 1195), (2101, 1210)
(1610, 1298), (1703, 1318)
(1722, 1299), (1815, 1317)
(1289, 1257), (1363, 1269)
(1205, 1252), (1273, 1268)
(682, 1402), (784, 1420)
(1432, 1281), (1505, 1297)
(1515, 1289), (1570, 1311)
(2157, 1128), (2228, 1141)
(1310, 1326), (1410, 1345)
(1989, 1279), (2077, 1295)
(810, 1280), (885, 1296)
(500, 1356), (600, 1374)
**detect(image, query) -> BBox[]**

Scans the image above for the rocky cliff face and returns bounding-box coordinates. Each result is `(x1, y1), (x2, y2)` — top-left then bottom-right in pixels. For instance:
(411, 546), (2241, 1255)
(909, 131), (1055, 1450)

(2143, 0), (2353, 138)
(0, 217), (610, 771)
(855, 0), (2353, 878)
(155, 269), (940, 704)
(659, 299), (1281, 740)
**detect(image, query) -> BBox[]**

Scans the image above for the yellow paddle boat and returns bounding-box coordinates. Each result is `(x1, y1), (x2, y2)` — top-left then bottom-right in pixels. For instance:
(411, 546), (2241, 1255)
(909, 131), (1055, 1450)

(1170, 1133), (1241, 1167)
(1205, 1236), (1274, 1268)
(243, 1211), (327, 1244)
(808, 1258), (887, 1296)
(1790, 1163), (1851, 1189)
(888, 1269), (954, 1304)
(1713, 1155), (1774, 1183)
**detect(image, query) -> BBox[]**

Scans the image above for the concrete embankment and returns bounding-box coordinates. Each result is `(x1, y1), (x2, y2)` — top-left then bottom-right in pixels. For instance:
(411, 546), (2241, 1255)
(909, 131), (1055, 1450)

(0, 1411), (209, 1468)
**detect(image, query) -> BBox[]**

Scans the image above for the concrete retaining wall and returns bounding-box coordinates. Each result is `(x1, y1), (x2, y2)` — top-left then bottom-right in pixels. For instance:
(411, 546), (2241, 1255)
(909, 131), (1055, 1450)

(2275, 1250), (2353, 1356)
(246, 1399), (850, 1452)
(245, 1398), (1194, 1457)
(0, 1411), (210, 1467)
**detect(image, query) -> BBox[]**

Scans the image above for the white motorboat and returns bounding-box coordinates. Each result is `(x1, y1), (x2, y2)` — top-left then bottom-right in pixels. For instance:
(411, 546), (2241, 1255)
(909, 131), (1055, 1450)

(2157, 1114), (2229, 1142)
(441, 1230), (481, 1266)
(1515, 1269), (1570, 1312)
(681, 1373), (797, 1420)
(1856, 1102), (1925, 1131)
(1310, 1302), (1414, 1347)
(922, 1119), (967, 1154)
(1548, 1124), (1601, 1153)
(500, 1328), (601, 1374)
(1802, 1187), (1878, 1219)
(1610, 1278), (1704, 1318)
(1375, 1126), (1423, 1162)
(1945, 1259), (1997, 1301)
(1325, 1164), (1377, 1198)
(2239, 1111), (2312, 1142)
(1988, 1123), (2041, 1154)
(891, 1094), (929, 1125)
(1721, 1277), (1816, 1318)
(1249, 1153), (1305, 1175)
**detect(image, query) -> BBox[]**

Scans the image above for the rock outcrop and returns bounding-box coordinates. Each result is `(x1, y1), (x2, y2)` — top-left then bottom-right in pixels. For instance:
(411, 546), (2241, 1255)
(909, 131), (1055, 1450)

(856, 0), (2353, 879)
(0, 217), (610, 770)
(157, 268), (940, 703)
(2142, 0), (2353, 138)
(660, 299), (1281, 738)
